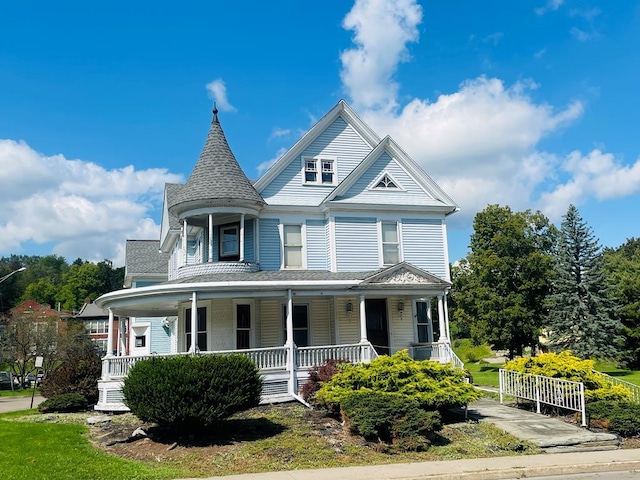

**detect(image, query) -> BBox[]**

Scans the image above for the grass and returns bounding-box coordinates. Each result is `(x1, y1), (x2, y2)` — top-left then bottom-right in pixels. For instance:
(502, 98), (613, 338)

(593, 361), (640, 385)
(0, 404), (539, 479)
(465, 362), (502, 388)
(0, 414), (188, 480)
(0, 388), (38, 397)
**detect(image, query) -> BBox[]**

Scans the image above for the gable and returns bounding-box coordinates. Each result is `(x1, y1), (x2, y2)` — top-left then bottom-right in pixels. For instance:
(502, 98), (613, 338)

(330, 151), (434, 206)
(259, 116), (373, 206)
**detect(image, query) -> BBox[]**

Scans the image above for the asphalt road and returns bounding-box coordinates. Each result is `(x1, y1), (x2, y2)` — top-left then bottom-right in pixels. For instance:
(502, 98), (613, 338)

(0, 394), (45, 413)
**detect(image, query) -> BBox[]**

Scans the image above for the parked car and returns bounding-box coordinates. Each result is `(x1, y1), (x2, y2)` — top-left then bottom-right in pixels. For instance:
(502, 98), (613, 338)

(0, 371), (13, 390)
(23, 373), (36, 388)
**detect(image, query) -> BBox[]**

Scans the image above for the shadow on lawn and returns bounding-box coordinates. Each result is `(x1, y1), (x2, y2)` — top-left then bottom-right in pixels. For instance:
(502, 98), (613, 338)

(143, 417), (287, 448)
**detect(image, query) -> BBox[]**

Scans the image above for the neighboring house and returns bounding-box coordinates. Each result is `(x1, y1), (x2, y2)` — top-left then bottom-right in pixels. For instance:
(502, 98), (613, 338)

(74, 300), (120, 356)
(95, 100), (461, 412)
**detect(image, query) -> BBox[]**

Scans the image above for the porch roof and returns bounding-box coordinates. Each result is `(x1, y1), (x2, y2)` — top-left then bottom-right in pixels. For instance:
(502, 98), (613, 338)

(95, 262), (451, 317)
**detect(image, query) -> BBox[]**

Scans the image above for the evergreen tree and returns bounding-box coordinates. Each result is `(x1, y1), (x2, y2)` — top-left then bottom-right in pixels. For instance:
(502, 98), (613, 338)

(546, 204), (621, 359)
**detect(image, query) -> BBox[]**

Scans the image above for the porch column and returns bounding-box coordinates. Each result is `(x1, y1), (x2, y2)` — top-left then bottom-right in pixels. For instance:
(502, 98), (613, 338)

(285, 289), (293, 346)
(444, 292), (451, 342)
(116, 317), (124, 356)
(437, 295), (448, 342)
(359, 294), (367, 343)
(182, 219), (188, 266)
(106, 309), (114, 357)
(239, 214), (245, 262)
(208, 214), (214, 262)
(426, 299), (434, 343)
(190, 292), (198, 353)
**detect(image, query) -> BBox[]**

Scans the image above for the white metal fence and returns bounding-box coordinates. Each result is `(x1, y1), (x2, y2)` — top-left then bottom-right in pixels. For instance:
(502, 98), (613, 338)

(499, 369), (586, 427)
(596, 370), (640, 404)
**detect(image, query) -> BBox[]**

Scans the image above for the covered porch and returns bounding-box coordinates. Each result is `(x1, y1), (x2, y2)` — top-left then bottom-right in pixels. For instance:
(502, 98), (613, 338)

(95, 263), (462, 412)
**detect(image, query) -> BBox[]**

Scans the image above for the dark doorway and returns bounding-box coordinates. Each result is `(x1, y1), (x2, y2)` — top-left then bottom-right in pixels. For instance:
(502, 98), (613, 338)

(365, 299), (389, 356)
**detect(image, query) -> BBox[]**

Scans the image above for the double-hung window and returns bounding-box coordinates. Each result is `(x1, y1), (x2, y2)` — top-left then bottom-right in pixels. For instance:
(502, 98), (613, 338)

(219, 223), (239, 261)
(303, 157), (335, 185)
(283, 224), (303, 268)
(381, 221), (400, 265)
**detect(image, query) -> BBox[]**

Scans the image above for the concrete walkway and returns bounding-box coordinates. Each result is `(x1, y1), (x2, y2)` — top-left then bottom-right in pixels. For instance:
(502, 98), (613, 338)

(461, 398), (619, 452)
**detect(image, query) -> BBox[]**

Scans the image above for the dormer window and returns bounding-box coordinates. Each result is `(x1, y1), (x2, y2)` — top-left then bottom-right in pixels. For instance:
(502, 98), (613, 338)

(303, 156), (336, 185)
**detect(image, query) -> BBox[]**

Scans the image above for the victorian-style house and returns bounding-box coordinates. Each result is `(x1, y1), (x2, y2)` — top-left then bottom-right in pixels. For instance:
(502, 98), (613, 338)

(95, 101), (461, 411)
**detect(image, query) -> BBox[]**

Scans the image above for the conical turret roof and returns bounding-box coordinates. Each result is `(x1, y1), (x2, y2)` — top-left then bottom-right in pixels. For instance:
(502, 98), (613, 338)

(169, 107), (265, 215)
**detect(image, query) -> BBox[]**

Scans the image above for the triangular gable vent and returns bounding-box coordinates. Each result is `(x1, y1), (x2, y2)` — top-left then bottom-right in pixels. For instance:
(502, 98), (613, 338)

(370, 172), (402, 190)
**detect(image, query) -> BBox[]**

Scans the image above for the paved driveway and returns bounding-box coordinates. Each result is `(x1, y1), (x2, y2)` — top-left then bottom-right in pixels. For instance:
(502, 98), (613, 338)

(0, 394), (44, 413)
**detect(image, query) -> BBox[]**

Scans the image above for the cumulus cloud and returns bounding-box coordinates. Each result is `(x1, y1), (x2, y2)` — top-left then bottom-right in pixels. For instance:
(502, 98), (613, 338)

(257, 147), (287, 176)
(205, 78), (236, 112)
(340, 0), (422, 113)
(269, 128), (291, 140)
(535, 0), (564, 15)
(0, 140), (183, 266)
(335, 0), (638, 233)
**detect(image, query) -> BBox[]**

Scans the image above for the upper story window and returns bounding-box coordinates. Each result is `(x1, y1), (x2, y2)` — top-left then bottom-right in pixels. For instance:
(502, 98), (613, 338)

(303, 156), (336, 185)
(219, 223), (239, 261)
(283, 224), (303, 269)
(381, 221), (400, 265)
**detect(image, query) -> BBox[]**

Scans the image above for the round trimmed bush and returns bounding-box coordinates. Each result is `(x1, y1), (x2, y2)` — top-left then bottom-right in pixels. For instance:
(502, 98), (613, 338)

(122, 353), (262, 430)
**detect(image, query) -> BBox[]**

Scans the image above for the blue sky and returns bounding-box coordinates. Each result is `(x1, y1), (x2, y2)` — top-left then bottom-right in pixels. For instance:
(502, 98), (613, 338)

(1, 0), (639, 266)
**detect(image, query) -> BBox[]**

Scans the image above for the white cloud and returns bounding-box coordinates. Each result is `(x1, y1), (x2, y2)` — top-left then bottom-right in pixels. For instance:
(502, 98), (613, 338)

(537, 150), (640, 219)
(535, 0), (564, 15)
(205, 78), (236, 112)
(340, 0), (422, 113)
(269, 128), (291, 140)
(0, 139), (183, 266)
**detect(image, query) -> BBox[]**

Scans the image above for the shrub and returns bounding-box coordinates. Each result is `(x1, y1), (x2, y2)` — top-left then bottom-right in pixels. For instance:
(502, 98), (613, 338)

(341, 390), (442, 450)
(587, 400), (640, 437)
(315, 350), (480, 412)
(38, 393), (88, 413)
(300, 358), (348, 402)
(504, 351), (632, 403)
(40, 342), (102, 405)
(122, 353), (262, 430)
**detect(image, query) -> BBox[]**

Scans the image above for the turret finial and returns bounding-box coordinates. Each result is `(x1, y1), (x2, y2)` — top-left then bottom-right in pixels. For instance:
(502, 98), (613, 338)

(212, 102), (219, 123)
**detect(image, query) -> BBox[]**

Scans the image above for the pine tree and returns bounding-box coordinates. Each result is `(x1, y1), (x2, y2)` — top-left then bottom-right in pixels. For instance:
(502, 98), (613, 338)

(546, 205), (621, 359)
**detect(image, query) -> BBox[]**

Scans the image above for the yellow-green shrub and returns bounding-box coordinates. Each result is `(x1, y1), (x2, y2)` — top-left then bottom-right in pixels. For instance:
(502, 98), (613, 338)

(504, 351), (632, 402)
(315, 350), (479, 412)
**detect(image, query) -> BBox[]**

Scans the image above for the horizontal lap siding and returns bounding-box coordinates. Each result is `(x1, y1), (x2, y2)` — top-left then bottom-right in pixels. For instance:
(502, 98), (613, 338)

(306, 220), (328, 270)
(147, 318), (171, 354)
(311, 298), (331, 346)
(260, 116), (372, 206)
(259, 218), (281, 270)
(336, 297), (360, 344)
(335, 217), (378, 271)
(210, 299), (233, 351)
(401, 219), (446, 278)
(260, 299), (281, 347)
(389, 298), (414, 354)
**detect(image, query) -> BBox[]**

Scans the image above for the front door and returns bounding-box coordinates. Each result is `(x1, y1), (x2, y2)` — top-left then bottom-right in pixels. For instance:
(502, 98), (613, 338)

(365, 299), (389, 356)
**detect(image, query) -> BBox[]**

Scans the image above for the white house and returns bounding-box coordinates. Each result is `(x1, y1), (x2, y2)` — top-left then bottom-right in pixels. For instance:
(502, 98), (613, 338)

(94, 100), (461, 411)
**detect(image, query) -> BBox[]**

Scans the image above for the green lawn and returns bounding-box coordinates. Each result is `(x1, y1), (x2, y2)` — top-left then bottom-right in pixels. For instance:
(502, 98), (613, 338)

(594, 361), (640, 385)
(0, 388), (37, 397)
(0, 414), (187, 480)
(464, 362), (502, 388)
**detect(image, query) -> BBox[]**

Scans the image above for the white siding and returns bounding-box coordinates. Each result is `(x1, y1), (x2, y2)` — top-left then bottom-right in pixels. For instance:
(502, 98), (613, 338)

(310, 298), (332, 345)
(260, 299), (281, 347)
(209, 299), (234, 351)
(260, 117), (372, 206)
(401, 218), (447, 278)
(336, 297), (360, 344)
(389, 298), (414, 354)
(335, 217), (378, 271)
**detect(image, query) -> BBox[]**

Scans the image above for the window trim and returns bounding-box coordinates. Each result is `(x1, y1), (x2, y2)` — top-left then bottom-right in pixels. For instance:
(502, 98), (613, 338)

(218, 222), (240, 261)
(379, 220), (402, 266)
(368, 171), (405, 191)
(282, 304), (310, 347)
(301, 156), (337, 186)
(282, 223), (305, 269)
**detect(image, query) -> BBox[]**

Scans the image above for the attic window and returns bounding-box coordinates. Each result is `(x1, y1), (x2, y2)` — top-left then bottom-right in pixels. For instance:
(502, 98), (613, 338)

(374, 173), (399, 189)
(303, 157), (336, 185)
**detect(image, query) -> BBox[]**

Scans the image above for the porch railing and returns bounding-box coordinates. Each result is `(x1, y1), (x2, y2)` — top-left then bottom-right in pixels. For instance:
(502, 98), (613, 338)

(499, 368), (586, 427)
(297, 343), (378, 369)
(411, 342), (464, 369)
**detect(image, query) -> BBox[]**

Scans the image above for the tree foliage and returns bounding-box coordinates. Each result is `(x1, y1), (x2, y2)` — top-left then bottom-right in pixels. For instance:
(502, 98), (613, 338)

(546, 205), (621, 359)
(452, 205), (557, 358)
(604, 238), (640, 367)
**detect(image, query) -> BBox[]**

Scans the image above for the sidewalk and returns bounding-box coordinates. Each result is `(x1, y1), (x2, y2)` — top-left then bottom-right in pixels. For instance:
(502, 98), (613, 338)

(0, 394), (44, 413)
(182, 450), (640, 479)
